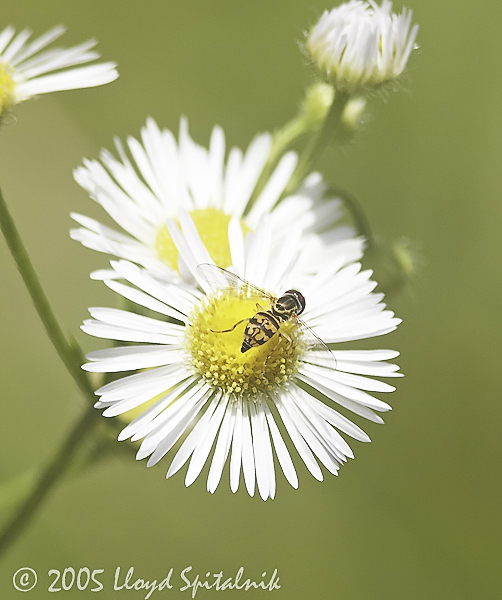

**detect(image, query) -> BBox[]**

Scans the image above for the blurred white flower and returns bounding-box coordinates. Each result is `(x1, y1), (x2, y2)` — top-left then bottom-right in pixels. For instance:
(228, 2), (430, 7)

(71, 117), (363, 280)
(306, 0), (418, 94)
(82, 214), (402, 500)
(0, 25), (118, 114)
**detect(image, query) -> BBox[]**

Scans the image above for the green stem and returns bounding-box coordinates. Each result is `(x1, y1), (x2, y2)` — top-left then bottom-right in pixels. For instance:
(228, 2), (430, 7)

(0, 185), (107, 556)
(328, 185), (376, 250)
(0, 186), (144, 559)
(269, 119), (307, 168)
(244, 117), (308, 215)
(326, 186), (412, 301)
(0, 186), (94, 402)
(0, 407), (100, 558)
(281, 90), (350, 200)
(0, 419), (138, 547)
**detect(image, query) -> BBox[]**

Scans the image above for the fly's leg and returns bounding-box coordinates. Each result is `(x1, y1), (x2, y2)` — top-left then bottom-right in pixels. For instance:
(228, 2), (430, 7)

(280, 330), (292, 349)
(262, 330), (292, 377)
(211, 318), (249, 334)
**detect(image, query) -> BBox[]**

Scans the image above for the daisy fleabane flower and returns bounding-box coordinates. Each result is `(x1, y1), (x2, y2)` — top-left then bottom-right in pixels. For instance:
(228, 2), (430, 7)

(82, 213), (402, 500)
(306, 0), (419, 94)
(70, 117), (363, 281)
(0, 25), (118, 115)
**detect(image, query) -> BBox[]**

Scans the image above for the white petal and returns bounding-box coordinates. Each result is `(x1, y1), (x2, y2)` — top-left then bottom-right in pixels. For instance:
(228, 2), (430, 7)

(82, 320), (178, 345)
(110, 260), (199, 316)
(247, 151), (298, 223)
(249, 400), (275, 501)
(299, 365), (393, 409)
(118, 375), (199, 441)
(142, 385), (213, 464)
(296, 373), (386, 423)
(0, 26), (16, 55)
(207, 399), (236, 493)
(263, 400), (298, 489)
(84, 345), (180, 373)
(272, 391), (323, 481)
(2, 28), (32, 63)
(299, 389), (370, 443)
(16, 63), (118, 98)
(243, 217), (271, 287)
(185, 395), (229, 487)
(135, 381), (208, 452)
(165, 391), (221, 478)
(229, 400), (244, 493)
(241, 401), (256, 497)
(207, 125), (225, 208)
(284, 392), (341, 474)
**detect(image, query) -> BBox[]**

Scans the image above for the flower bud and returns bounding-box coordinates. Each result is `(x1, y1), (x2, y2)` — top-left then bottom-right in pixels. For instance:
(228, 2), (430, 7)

(306, 1), (419, 95)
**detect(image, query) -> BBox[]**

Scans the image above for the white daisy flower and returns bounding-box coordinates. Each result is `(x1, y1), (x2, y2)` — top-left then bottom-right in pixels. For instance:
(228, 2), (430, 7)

(70, 117), (363, 281)
(0, 25), (118, 114)
(306, 0), (419, 94)
(82, 213), (402, 500)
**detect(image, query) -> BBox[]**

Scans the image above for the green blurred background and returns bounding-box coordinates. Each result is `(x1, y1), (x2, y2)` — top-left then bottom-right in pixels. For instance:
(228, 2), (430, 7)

(1, 0), (501, 598)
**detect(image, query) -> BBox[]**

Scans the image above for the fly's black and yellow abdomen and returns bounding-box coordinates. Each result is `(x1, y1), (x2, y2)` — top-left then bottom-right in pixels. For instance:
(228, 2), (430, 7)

(196, 264), (336, 378)
(241, 291), (305, 353)
(241, 312), (280, 353)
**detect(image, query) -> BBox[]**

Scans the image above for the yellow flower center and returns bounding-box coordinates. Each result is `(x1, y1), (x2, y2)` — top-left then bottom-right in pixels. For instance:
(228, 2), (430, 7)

(155, 208), (250, 271)
(0, 63), (15, 114)
(185, 290), (304, 396)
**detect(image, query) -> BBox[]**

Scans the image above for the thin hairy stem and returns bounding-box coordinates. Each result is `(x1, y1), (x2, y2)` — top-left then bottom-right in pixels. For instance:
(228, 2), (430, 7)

(280, 90), (350, 200)
(0, 407), (100, 557)
(328, 185), (376, 249)
(0, 186), (94, 402)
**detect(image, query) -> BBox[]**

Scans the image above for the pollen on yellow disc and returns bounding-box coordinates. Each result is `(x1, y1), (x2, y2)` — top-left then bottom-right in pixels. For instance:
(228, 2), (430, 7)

(185, 290), (305, 396)
(155, 208), (250, 271)
(0, 64), (15, 114)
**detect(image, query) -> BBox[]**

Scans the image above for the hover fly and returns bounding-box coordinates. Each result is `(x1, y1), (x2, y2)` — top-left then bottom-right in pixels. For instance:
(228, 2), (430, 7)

(197, 263), (337, 368)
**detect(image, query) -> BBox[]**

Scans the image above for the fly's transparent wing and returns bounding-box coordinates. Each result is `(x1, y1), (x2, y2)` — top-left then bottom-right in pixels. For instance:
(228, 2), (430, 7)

(296, 316), (338, 371)
(198, 264), (336, 367)
(197, 263), (276, 302)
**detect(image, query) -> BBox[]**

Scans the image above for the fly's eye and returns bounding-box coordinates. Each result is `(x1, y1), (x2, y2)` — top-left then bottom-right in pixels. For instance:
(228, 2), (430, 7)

(284, 290), (305, 314)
